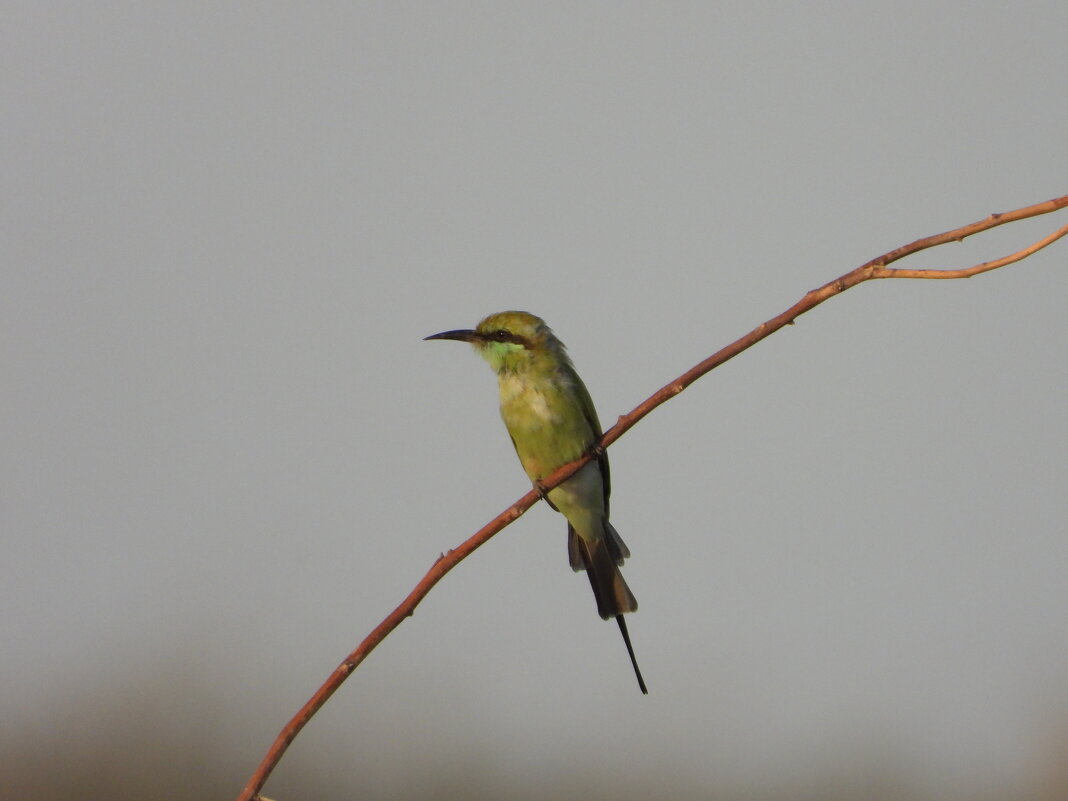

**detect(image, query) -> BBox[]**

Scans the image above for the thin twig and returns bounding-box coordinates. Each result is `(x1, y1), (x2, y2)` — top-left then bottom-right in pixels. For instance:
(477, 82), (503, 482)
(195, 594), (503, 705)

(237, 193), (1067, 801)
(872, 220), (1068, 279)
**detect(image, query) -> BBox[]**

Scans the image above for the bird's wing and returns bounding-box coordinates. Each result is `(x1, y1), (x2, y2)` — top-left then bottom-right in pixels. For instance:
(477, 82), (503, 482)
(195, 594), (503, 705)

(565, 364), (611, 514)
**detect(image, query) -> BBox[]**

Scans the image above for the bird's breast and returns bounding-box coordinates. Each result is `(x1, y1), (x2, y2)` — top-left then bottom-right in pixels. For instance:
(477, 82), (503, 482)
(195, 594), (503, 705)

(497, 373), (559, 426)
(497, 371), (594, 481)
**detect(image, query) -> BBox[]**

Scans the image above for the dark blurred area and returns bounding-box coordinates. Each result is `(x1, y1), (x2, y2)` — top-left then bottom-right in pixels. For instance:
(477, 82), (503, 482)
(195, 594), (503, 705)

(6, 663), (1068, 801)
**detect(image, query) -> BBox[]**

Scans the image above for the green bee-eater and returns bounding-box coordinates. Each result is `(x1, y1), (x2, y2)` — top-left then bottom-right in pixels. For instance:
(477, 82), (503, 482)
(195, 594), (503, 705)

(426, 311), (647, 694)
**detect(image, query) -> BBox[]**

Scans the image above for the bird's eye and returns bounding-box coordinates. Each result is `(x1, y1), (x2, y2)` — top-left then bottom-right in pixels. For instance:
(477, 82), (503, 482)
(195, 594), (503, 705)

(492, 330), (510, 341)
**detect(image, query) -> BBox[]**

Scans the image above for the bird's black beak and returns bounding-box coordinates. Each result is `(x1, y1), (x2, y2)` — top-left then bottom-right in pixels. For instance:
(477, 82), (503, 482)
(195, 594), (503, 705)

(424, 329), (481, 343)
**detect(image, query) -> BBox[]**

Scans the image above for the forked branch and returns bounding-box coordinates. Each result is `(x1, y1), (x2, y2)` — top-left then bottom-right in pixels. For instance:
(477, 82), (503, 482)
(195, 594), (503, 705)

(237, 193), (1067, 801)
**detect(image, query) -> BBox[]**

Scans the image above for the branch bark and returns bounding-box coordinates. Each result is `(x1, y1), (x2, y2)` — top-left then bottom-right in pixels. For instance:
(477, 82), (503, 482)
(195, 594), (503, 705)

(237, 193), (1068, 801)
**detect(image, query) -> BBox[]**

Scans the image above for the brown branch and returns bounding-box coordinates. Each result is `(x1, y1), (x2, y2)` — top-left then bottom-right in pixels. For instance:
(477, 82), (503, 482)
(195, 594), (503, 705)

(237, 193), (1067, 801)
(870, 219), (1068, 279)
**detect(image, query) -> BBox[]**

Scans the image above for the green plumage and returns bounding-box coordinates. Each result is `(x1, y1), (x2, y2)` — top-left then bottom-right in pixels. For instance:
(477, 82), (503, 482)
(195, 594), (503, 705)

(426, 311), (646, 694)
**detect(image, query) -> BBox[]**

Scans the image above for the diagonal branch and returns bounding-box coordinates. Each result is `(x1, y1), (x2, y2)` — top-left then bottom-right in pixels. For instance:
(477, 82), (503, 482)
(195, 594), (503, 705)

(871, 220), (1068, 279)
(237, 192), (1067, 801)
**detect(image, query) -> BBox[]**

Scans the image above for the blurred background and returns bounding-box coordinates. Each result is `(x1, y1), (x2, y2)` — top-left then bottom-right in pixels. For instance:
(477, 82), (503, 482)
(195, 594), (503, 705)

(3, 3), (1067, 800)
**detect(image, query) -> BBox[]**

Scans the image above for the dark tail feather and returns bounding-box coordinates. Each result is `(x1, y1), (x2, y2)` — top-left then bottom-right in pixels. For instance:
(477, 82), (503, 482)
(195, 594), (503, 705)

(615, 614), (648, 695)
(571, 527), (647, 694)
(569, 519), (630, 570)
(571, 527), (638, 618)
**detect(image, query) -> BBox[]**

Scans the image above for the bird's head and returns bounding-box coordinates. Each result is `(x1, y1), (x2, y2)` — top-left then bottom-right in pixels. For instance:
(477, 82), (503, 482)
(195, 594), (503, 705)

(425, 310), (566, 374)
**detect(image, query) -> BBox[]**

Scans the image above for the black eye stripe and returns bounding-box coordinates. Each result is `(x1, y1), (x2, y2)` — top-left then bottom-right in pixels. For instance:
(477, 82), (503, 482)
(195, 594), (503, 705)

(489, 330), (527, 346)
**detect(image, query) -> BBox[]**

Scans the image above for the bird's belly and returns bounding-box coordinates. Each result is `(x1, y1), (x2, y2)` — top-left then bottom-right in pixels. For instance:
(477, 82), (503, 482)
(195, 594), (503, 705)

(547, 461), (606, 538)
(503, 413), (591, 482)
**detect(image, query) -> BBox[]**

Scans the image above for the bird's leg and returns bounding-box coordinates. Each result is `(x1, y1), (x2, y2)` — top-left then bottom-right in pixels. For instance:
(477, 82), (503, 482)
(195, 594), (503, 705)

(532, 480), (559, 511)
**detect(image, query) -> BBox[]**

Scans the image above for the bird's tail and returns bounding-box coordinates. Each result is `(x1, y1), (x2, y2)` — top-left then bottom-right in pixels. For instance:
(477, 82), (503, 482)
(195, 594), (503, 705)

(614, 614), (647, 695)
(568, 521), (636, 617)
(569, 522), (647, 694)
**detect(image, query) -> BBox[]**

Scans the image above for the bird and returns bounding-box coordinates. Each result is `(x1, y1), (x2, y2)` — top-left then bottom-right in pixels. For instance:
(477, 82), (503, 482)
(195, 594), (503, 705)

(425, 311), (647, 694)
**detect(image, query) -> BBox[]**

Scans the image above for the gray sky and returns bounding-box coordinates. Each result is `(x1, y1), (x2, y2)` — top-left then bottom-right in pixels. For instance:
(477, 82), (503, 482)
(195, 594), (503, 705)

(3, 3), (1067, 800)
